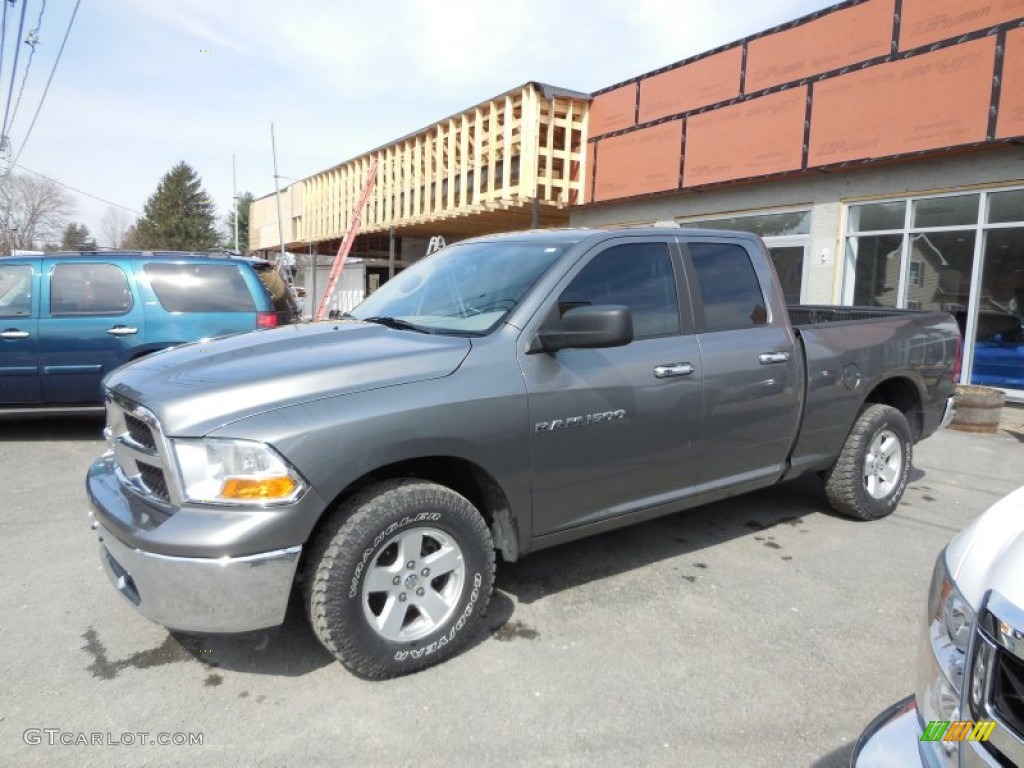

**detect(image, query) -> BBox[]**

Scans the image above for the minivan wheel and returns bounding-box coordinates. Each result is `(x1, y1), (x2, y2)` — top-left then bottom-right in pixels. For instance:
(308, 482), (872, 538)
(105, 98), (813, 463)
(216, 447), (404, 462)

(304, 479), (495, 679)
(823, 404), (913, 521)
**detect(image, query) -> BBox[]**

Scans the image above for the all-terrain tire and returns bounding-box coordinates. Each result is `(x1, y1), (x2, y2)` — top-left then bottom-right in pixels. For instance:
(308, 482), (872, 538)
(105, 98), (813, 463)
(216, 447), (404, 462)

(824, 403), (913, 521)
(304, 479), (495, 679)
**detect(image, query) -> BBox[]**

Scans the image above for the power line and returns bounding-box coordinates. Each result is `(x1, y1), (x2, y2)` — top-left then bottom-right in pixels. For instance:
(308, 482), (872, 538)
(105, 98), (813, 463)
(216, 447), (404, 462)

(9, 0), (79, 170)
(13, 162), (142, 214)
(0, 2), (9, 94)
(0, 0), (30, 144)
(7, 0), (46, 141)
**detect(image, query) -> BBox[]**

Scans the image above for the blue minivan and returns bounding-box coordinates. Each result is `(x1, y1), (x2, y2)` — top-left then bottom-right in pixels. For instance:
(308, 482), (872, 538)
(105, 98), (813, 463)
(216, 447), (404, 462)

(0, 251), (293, 409)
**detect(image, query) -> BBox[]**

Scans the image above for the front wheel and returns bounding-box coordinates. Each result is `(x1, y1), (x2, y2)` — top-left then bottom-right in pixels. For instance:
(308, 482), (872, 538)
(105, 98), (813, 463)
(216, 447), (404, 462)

(824, 404), (913, 521)
(304, 479), (495, 679)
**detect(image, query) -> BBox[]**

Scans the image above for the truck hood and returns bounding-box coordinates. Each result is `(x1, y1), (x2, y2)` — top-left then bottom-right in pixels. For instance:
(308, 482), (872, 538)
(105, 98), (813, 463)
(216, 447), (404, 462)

(105, 321), (472, 435)
(945, 484), (1024, 612)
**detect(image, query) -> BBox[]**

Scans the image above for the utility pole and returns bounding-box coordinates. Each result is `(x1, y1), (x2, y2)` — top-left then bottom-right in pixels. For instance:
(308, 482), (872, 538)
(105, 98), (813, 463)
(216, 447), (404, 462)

(232, 153), (239, 252)
(270, 123), (286, 261)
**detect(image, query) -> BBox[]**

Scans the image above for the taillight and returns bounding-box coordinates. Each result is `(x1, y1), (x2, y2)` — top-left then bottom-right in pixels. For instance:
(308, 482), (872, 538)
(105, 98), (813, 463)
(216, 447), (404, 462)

(257, 311), (278, 329)
(952, 334), (963, 383)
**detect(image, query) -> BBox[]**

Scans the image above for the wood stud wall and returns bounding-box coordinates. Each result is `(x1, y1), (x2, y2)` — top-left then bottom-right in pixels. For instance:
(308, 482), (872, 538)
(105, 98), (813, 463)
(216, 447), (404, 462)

(298, 84), (588, 243)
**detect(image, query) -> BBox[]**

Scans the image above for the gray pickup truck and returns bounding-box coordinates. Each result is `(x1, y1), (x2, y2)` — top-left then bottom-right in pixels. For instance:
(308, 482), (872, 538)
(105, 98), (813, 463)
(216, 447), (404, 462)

(87, 227), (960, 679)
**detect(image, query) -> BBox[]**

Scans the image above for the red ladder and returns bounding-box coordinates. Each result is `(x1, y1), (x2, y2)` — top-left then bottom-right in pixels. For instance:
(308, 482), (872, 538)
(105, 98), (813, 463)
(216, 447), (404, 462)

(314, 156), (379, 321)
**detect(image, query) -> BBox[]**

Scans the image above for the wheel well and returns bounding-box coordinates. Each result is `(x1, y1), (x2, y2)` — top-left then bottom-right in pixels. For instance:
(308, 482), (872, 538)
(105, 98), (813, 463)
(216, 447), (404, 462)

(864, 377), (923, 439)
(308, 457), (517, 562)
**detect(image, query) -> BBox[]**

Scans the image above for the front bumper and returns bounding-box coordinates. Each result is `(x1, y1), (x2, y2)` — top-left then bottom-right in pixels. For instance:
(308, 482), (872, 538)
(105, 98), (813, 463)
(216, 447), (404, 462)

(94, 519), (300, 632)
(852, 695), (1004, 768)
(852, 695), (930, 768)
(87, 451), (303, 633)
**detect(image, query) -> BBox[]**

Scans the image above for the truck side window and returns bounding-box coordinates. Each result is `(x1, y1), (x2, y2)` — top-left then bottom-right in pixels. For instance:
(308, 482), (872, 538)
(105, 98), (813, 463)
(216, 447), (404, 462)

(51, 263), (133, 316)
(688, 242), (768, 332)
(0, 265), (32, 316)
(559, 242), (681, 338)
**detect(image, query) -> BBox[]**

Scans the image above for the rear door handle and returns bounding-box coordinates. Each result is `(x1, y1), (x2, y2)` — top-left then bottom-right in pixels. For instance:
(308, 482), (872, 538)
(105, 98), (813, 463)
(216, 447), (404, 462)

(1, 329), (30, 339)
(106, 326), (138, 336)
(758, 351), (791, 365)
(654, 362), (695, 378)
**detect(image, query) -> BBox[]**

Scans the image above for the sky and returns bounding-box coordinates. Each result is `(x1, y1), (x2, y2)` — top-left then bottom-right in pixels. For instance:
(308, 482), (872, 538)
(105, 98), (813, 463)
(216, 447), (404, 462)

(2, 0), (837, 247)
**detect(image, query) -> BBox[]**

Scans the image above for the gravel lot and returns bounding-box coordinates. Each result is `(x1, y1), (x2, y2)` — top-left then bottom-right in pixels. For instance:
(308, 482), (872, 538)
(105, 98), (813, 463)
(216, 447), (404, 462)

(1, 414), (1022, 767)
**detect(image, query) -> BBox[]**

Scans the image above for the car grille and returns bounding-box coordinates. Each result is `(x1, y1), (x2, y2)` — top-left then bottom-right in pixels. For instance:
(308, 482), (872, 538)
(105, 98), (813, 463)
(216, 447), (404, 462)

(105, 395), (177, 507)
(137, 462), (170, 502)
(968, 591), (1024, 766)
(124, 413), (156, 450)
(993, 643), (1024, 737)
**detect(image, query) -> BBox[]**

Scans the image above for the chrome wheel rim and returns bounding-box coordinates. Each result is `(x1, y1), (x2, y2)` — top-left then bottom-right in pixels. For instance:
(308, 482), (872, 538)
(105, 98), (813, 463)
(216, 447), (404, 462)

(864, 428), (903, 500)
(361, 526), (465, 643)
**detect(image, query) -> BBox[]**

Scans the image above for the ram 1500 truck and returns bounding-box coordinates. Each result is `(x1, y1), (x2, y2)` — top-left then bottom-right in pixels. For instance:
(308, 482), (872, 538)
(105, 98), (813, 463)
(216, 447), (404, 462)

(86, 228), (960, 679)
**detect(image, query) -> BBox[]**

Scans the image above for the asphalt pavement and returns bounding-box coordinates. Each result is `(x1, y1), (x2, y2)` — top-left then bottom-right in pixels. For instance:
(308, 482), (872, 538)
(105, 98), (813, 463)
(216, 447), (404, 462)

(1, 414), (1022, 767)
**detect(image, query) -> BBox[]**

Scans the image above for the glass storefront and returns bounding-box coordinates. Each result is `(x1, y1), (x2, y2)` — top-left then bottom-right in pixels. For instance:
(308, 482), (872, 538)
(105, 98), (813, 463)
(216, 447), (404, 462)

(843, 188), (1024, 394)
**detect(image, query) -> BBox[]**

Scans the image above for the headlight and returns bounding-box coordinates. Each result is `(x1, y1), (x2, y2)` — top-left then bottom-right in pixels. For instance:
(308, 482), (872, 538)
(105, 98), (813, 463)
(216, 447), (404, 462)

(171, 438), (305, 506)
(916, 551), (976, 763)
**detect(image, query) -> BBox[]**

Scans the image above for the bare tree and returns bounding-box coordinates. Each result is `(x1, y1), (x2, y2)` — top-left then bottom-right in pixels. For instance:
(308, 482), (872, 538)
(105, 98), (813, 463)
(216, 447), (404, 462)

(100, 205), (133, 248)
(0, 173), (75, 253)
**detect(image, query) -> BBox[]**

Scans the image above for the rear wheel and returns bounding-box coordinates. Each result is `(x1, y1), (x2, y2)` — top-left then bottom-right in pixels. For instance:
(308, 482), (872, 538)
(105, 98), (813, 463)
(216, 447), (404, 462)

(824, 404), (912, 521)
(304, 479), (495, 679)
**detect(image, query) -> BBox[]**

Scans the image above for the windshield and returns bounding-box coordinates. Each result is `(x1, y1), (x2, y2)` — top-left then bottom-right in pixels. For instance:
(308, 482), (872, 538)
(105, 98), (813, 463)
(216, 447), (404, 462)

(350, 240), (569, 334)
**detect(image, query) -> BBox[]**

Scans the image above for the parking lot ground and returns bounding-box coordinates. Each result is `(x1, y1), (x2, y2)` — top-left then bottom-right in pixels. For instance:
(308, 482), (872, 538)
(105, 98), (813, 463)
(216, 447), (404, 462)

(1, 416), (1022, 767)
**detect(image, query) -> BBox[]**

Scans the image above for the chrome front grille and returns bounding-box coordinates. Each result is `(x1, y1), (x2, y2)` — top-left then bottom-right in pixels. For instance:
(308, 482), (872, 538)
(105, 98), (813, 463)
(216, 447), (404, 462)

(104, 395), (179, 508)
(967, 591), (1024, 766)
(124, 413), (156, 450)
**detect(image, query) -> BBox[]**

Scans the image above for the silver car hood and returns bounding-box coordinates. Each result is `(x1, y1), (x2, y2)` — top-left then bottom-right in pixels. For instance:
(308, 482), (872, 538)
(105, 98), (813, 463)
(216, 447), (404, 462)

(946, 484), (1024, 612)
(105, 321), (472, 436)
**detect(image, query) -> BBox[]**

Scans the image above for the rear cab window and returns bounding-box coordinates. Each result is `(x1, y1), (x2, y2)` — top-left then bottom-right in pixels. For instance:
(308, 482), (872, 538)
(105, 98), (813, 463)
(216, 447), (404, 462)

(686, 241), (769, 332)
(144, 263), (256, 312)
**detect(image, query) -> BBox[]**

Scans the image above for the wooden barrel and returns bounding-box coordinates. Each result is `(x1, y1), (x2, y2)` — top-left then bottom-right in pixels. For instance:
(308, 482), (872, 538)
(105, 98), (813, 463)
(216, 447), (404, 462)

(950, 385), (1005, 434)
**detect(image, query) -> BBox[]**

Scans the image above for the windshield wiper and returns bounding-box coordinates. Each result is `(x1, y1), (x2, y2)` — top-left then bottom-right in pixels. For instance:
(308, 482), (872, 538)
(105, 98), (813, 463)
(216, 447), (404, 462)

(361, 316), (431, 334)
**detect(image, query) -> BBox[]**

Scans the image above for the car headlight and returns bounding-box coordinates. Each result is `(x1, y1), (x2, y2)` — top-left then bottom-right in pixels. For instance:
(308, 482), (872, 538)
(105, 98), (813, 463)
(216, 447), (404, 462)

(916, 550), (976, 762)
(171, 438), (305, 505)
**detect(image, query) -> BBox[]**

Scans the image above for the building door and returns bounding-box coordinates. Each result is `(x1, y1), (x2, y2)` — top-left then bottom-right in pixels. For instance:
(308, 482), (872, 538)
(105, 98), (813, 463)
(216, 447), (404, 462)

(762, 236), (807, 304)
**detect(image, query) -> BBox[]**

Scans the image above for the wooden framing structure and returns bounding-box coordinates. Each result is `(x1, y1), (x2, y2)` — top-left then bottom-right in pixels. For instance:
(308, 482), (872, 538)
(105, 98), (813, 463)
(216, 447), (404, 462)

(252, 83), (590, 251)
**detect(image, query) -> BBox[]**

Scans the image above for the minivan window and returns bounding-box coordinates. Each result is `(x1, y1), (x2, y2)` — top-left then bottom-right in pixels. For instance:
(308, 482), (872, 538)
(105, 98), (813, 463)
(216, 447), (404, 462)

(559, 242), (681, 338)
(145, 263), (255, 312)
(0, 264), (32, 316)
(688, 242), (768, 332)
(51, 263), (132, 315)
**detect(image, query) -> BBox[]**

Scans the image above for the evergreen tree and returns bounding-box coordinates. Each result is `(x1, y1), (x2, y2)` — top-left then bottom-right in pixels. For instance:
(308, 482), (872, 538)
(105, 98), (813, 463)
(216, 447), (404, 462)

(60, 222), (97, 250)
(135, 162), (219, 250)
(224, 191), (254, 252)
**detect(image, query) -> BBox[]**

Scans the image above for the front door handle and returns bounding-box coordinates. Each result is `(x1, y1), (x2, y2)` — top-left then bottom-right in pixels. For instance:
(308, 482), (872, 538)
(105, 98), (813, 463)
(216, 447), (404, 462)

(758, 351), (791, 365)
(106, 326), (138, 336)
(1, 328), (30, 339)
(654, 362), (695, 378)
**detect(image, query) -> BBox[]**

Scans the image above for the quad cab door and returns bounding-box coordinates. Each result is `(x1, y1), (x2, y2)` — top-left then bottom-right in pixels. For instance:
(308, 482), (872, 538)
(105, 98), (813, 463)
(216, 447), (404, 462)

(518, 237), (704, 538)
(679, 236), (802, 491)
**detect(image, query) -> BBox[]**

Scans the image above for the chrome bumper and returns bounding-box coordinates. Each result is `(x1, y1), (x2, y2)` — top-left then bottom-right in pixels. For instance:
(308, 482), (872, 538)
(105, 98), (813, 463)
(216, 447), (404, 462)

(939, 395), (956, 429)
(852, 695), (1003, 768)
(94, 519), (301, 633)
(852, 696), (929, 767)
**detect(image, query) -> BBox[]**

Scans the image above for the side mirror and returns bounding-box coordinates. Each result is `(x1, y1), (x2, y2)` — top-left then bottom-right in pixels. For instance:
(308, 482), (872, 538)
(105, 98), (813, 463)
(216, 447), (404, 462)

(536, 305), (633, 353)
